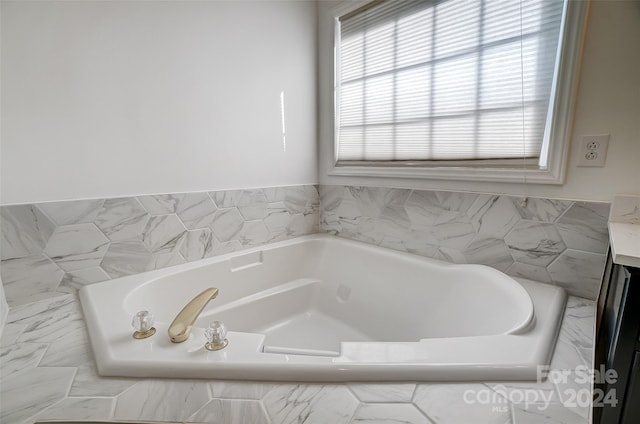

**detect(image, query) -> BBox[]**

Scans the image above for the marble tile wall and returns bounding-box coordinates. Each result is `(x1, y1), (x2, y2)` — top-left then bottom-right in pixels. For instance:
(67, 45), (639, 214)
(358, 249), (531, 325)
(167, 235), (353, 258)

(320, 185), (610, 300)
(0, 290), (595, 424)
(0, 185), (319, 308)
(0, 276), (7, 337)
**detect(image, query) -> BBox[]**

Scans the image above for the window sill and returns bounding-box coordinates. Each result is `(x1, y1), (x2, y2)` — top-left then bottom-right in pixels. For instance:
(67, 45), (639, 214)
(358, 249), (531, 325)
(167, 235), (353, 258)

(328, 163), (565, 185)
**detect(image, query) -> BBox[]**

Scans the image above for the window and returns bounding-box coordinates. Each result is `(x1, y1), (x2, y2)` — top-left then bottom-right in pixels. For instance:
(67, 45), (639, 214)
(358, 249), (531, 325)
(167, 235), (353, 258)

(331, 0), (587, 184)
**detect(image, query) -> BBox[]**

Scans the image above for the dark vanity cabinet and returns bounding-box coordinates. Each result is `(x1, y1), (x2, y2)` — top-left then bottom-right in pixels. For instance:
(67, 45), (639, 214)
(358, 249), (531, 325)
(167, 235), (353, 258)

(595, 254), (640, 424)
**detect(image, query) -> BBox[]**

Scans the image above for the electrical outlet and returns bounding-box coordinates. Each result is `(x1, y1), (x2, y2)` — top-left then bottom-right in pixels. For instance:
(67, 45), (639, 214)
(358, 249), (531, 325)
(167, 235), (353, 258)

(577, 134), (609, 167)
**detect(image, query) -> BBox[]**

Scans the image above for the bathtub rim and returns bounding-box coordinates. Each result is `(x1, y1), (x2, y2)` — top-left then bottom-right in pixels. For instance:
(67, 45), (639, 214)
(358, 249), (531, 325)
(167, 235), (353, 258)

(79, 234), (567, 382)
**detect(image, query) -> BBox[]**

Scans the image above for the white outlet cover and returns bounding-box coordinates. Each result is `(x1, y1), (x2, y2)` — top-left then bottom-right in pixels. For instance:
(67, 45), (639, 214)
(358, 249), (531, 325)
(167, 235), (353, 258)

(577, 134), (609, 167)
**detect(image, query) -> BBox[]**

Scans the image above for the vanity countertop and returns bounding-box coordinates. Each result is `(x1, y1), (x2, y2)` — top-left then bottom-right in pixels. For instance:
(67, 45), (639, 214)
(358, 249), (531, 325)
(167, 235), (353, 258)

(609, 222), (640, 268)
(608, 194), (640, 268)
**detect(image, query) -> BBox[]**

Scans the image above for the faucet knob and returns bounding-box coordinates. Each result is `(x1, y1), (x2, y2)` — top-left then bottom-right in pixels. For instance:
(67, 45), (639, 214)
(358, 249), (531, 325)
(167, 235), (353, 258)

(204, 321), (228, 351)
(131, 310), (156, 339)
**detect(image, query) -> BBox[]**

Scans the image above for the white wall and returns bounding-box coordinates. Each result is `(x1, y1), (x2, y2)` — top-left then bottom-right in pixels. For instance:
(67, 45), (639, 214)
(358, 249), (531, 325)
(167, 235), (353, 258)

(318, 0), (640, 202)
(1, 0), (318, 205)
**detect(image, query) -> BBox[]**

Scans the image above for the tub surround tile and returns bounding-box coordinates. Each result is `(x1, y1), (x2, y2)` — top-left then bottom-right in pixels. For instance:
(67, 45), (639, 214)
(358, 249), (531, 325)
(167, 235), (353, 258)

(150, 251), (187, 269)
(548, 298), (596, 422)
(180, 228), (215, 262)
(505, 263), (553, 284)
(210, 189), (243, 208)
(430, 190), (479, 214)
(378, 203), (412, 237)
(0, 366), (76, 424)
(468, 195), (521, 238)
(100, 239), (155, 278)
(113, 380), (210, 422)
(351, 403), (431, 424)
(320, 185), (610, 300)
(0, 185), (319, 301)
(36, 199), (105, 226)
(287, 212), (318, 238)
(39, 324), (91, 367)
(511, 403), (586, 424)
(405, 191), (444, 228)
(264, 187), (290, 203)
(176, 192), (217, 230)
(137, 194), (183, 215)
(14, 295), (84, 344)
(238, 220), (270, 246)
(140, 214), (187, 254)
(0, 342), (48, 379)
(512, 198), (572, 223)
(210, 239), (244, 257)
(69, 361), (137, 397)
(208, 381), (275, 400)
(556, 202), (610, 254)
(264, 202), (292, 234)
(43, 223), (110, 271)
(402, 237), (440, 258)
(189, 399), (270, 424)
(505, 221), (566, 267)
(34, 397), (115, 423)
(285, 185), (320, 215)
(285, 186), (314, 214)
(557, 297), (596, 350)
(211, 208), (245, 242)
(547, 250), (606, 301)
(94, 198), (150, 242)
(58, 267), (111, 293)
(413, 384), (512, 424)
(430, 212), (476, 249)
(6, 293), (75, 324)
(348, 384), (416, 402)
(0, 322), (27, 347)
(434, 246), (467, 264)
(462, 235), (514, 272)
(237, 189), (269, 220)
(1, 204), (55, 260)
(0, 254), (65, 307)
(319, 185), (345, 212)
(262, 384), (359, 424)
(487, 380), (559, 405)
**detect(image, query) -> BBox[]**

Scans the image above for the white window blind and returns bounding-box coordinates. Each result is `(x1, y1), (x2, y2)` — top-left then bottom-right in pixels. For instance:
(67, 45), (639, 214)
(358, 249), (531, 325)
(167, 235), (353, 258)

(337, 0), (566, 163)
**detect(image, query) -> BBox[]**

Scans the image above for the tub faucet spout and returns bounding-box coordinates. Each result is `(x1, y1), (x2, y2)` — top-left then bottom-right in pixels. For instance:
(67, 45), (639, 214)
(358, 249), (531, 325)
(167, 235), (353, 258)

(168, 287), (219, 343)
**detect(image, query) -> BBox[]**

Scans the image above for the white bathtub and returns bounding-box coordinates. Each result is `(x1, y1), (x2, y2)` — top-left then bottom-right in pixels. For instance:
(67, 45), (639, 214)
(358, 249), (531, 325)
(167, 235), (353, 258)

(80, 234), (566, 382)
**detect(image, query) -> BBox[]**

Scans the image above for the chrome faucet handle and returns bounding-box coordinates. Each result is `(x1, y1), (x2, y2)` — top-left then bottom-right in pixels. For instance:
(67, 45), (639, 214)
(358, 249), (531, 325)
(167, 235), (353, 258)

(131, 310), (156, 339)
(204, 321), (228, 351)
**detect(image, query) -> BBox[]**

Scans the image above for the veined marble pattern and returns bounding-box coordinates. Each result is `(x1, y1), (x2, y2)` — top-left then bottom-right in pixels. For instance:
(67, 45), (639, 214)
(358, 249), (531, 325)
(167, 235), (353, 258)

(610, 194), (640, 224)
(43, 224), (110, 271)
(37, 199), (105, 226)
(0, 291), (594, 424)
(0, 255), (65, 306)
(321, 185), (609, 300)
(1, 204), (55, 261)
(0, 185), (319, 307)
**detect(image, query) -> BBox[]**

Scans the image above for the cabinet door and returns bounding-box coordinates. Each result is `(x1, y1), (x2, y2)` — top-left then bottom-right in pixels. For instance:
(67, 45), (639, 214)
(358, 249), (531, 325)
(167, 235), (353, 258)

(596, 264), (640, 424)
(621, 352), (640, 423)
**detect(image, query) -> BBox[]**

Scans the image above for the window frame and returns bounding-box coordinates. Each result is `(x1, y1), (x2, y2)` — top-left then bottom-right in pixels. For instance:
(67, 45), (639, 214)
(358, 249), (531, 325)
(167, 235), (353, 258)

(327, 0), (589, 185)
